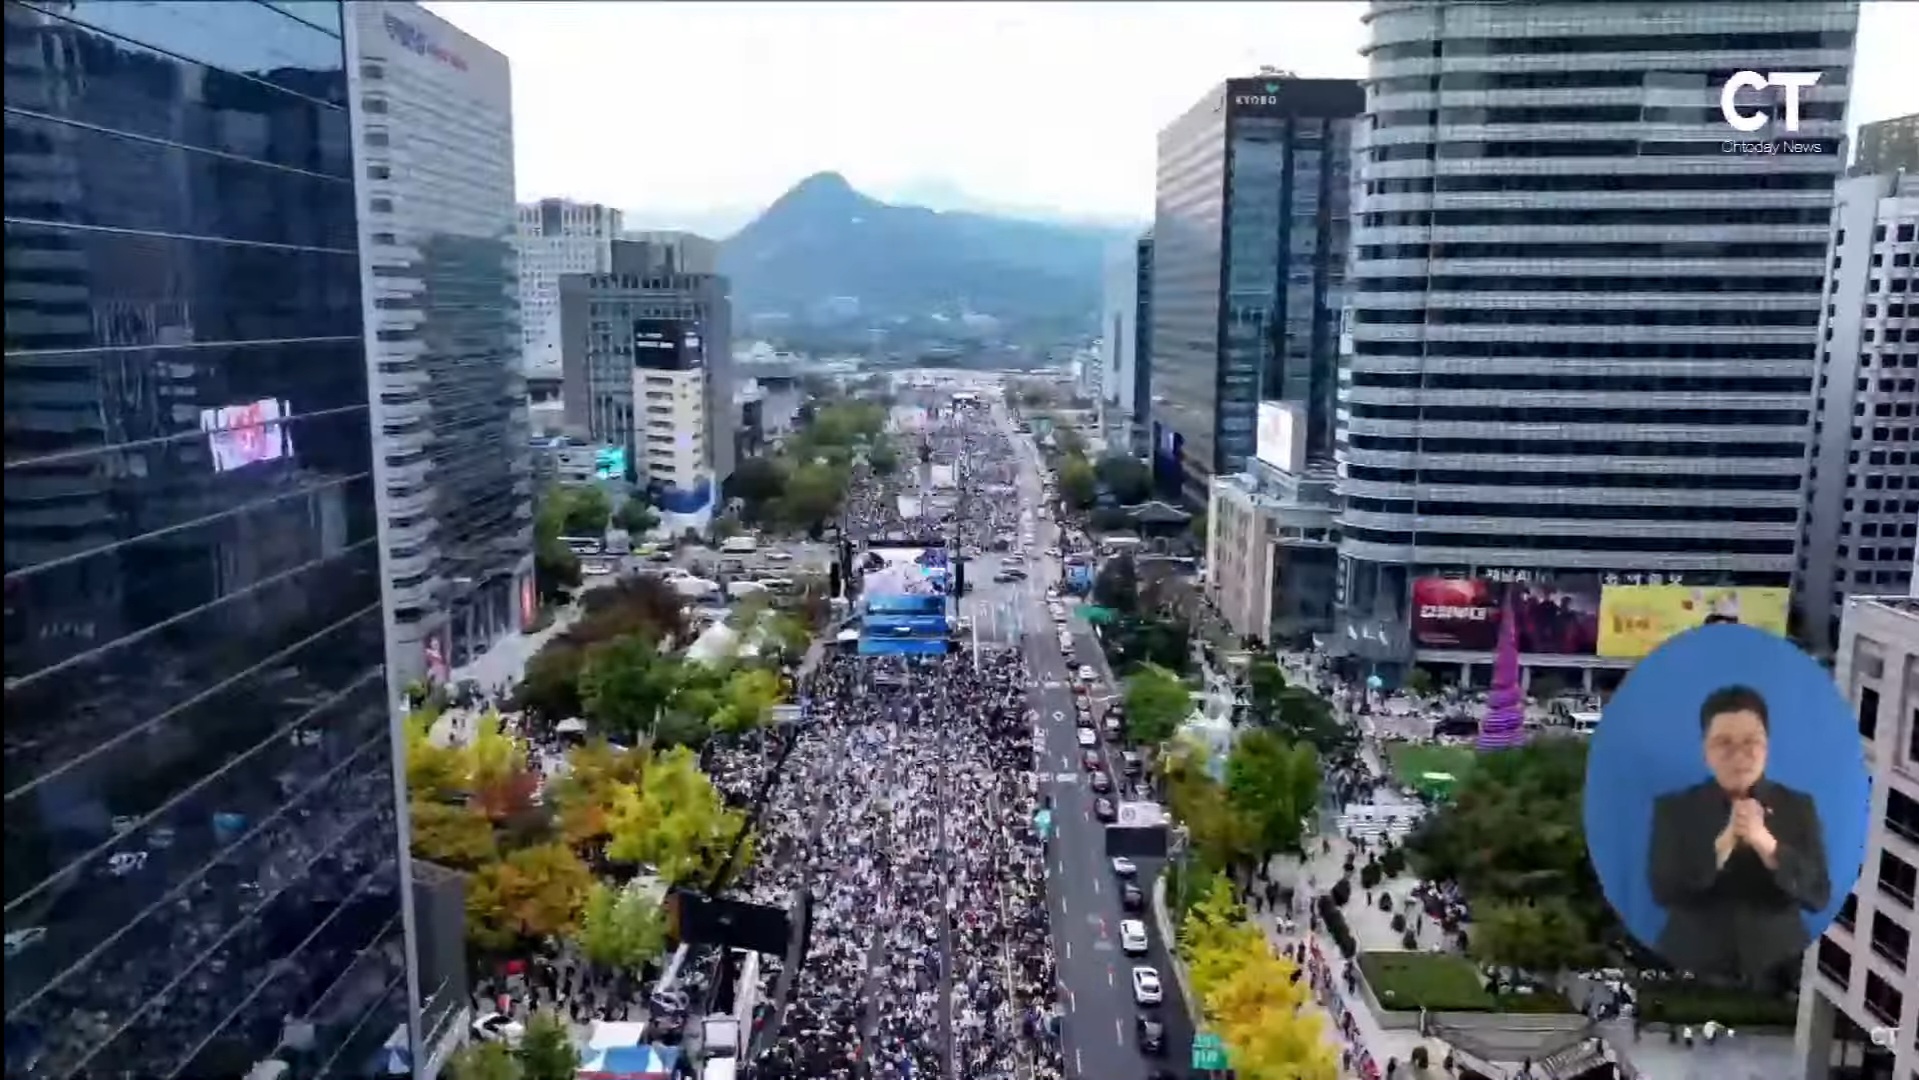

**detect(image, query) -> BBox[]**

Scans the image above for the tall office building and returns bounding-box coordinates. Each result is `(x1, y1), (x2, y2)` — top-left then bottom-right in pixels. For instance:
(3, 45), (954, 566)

(557, 244), (733, 529)
(516, 198), (624, 373)
(1098, 240), (1141, 450)
(1800, 172), (1919, 654)
(3, 1), (412, 1076)
(1794, 595), (1918, 1080)
(350, 0), (533, 681)
(1853, 113), (1919, 176)
(1337, 1), (1856, 684)
(1149, 76), (1364, 505)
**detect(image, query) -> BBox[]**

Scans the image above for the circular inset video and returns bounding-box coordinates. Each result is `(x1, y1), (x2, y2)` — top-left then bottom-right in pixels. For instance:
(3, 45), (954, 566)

(1583, 623), (1869, 982)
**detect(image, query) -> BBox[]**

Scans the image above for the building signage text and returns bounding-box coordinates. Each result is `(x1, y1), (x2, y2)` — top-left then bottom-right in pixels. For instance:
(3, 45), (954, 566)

(385, 14), (467, 72)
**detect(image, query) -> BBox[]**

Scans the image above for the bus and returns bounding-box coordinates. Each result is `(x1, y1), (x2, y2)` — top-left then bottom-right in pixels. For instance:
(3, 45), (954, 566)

(562, 535), (603, 556)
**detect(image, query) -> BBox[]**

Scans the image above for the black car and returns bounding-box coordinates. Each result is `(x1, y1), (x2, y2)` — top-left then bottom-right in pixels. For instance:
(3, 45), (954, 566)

(992, 572), (1017, 583)
(1094, 797), (1117, 822)
(1136, 1017), (1166, 1056)
(1121, 882), (1144, 911)
(1089, 770), (1112, 793)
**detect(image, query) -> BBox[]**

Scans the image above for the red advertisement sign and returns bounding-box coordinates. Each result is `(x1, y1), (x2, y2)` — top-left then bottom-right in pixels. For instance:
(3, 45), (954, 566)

(1411, 577), (1499, 650)
(1410, 576), (1600, 655)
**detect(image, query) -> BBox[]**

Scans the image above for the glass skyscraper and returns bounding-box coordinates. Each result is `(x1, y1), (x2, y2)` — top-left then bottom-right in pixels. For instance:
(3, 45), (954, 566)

(1149, 76), (1364, 504)
(4, 1), (410, 1076)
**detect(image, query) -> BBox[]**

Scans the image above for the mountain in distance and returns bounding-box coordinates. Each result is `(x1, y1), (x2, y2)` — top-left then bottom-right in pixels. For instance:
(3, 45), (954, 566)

(718, 172), (1119, 330)
(622, 205), (760, 242)
(881, 176), (1147, 232)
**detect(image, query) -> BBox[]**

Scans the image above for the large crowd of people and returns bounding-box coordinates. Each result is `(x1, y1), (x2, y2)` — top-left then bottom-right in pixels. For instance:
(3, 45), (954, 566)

(737, 649), (1062, 1080)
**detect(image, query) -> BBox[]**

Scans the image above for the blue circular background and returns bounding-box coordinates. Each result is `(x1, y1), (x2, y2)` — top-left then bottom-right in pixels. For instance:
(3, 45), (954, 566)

(1583, 623), (1870, 957)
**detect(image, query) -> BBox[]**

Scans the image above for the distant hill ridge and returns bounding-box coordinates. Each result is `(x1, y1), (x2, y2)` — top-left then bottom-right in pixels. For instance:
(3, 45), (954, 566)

(717, 172), (1115, 327)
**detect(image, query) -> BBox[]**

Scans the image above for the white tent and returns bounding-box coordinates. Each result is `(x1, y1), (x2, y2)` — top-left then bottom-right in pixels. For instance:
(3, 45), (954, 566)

(587, 1020), (649, 1050)
(685, 622), (739, 665)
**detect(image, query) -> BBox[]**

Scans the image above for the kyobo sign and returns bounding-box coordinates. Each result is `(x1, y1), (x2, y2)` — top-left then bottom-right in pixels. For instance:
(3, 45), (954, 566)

(385, 13), (468, 72)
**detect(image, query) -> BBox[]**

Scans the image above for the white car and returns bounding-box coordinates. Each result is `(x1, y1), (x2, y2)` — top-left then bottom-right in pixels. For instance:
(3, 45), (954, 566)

(1131, 966), (1163, 1005)
(1111, 857), (1138, 878)
(472, 1012), (525, 1046)
(1076, 727), (1097, 748)
(761, 551), (795, 563)
(1050, 607), (1067, 624)
(1078, 665), (1097, 684)
(1119, 919), (1149, 955)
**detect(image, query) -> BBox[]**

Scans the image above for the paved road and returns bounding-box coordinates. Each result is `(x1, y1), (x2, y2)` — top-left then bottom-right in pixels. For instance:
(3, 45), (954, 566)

(1001, 414), (1195, 1080)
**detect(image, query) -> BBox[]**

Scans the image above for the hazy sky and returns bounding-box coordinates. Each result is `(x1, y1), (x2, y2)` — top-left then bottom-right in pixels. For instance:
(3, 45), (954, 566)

(427, 1), (1919, 229)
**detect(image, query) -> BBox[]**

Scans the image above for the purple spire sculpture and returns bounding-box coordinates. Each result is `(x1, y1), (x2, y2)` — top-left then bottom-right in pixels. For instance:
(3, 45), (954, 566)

(1478, 588), (1526, 750)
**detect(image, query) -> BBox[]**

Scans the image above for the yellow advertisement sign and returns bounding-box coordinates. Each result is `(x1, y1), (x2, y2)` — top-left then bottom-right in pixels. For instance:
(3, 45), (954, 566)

(1597, 585), (1790, 658)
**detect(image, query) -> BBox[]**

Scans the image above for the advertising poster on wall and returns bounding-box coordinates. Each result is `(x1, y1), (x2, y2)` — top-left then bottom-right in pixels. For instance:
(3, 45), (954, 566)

(1255, 401), (1304, 474)
(1596, 585), (1790, 658)
(1409, 576), (1601, 654)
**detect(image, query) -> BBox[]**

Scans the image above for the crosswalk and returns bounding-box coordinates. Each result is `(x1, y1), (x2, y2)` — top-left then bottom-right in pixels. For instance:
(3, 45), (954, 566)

(1336, 815), (1419, 844)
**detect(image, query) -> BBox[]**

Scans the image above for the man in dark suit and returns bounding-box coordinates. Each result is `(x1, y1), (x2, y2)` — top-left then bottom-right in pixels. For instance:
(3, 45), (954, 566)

(1647, 684), (1830, 982)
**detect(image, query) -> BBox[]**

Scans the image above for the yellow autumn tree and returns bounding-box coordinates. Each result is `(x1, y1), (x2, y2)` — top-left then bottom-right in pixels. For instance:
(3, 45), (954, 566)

(604, 747), (753, 885)
(1180, 873), (1336, 1080)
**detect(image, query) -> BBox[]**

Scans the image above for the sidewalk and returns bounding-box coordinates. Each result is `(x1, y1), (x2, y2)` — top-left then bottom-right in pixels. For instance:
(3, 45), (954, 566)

(1248, 836), (1435, 1079)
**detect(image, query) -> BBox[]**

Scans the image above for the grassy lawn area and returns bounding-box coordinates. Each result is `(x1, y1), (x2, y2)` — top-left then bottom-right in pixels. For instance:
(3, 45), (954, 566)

(1634, 980), (1798, 1029)
(1357, 952), (1573, 1014)
(1385, 742), (1478, 787)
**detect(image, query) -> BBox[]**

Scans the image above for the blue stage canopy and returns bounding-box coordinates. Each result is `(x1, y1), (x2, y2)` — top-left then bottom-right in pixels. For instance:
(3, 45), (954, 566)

(857, 637), (949, 656)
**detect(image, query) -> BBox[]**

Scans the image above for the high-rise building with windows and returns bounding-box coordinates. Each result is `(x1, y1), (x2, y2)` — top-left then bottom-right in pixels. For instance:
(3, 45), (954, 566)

(557, 242), (733, 531)
(3, 1), (413, 1075)
(1799, 172), (1919, 654)
(1794, 596), (1918, 1080)
(349, 0), (532, 683)
(517, 198), (624, 373)
(1337, 0), (1856, 685)
(1149, 75), (1364, 505)
(1852, 112), (1919, 176)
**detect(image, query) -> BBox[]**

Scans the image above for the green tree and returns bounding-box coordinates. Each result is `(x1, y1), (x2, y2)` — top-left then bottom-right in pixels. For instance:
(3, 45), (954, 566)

(515, 642), (586, 722)
(1058, 454), (1097, 509)
(1092, 555), (1140, 614)
(614, 497), (659, 537)
(1469, 896), (1595, 972)
(1244, 659), (1288, 725)
(605, 747), (754, 885)
(1094, 453), (1152, 505)
(867, 439), (901, 475)
(448, 1041), (523, 1080)
(1406, 739), (1608, 964)
(713, 667), (782, 735)
(579, 635), (681, 743)
(728, 456), (788, 508)
(776, 461), (847, 528)
(518, 1011), (581, 1080)
(1273, 687), (1356, 761)
(1225, 729), (1321, 859)
(574, 881), (668, 971)
(558, 487), (613, 536)
(1122, 663), (1192, 744)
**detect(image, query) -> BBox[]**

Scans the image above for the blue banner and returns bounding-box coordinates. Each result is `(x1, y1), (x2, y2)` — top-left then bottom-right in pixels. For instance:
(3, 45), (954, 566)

(857, 637), (949, 656)
(866, 594), (945, 616)
(864, 615), (950, 636)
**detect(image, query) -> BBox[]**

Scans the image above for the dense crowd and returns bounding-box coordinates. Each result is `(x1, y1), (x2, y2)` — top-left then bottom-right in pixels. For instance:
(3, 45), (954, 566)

(736, 650), (1063, 1080)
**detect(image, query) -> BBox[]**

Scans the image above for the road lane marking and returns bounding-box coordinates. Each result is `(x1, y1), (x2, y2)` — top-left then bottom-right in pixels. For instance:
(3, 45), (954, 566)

(1075, 1048), (1083, 1076)
(1061, 896), (1069, 916)
(1115, 1018), (1124, 1046)
(1054, 772), (1078, 783)
(1107, 968), (1115, 986)
(1092, 877), (1100, 894)
(1067, 988), (1076, 1012)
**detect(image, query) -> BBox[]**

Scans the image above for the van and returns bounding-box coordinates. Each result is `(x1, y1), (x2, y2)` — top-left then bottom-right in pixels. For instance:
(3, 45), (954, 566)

(1570, 712), (1602, 735)
(719, 535), (759, 554)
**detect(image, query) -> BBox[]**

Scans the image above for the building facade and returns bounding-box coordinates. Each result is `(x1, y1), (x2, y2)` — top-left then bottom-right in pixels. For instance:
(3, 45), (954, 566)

(3, 0), (414, 1075)
(558, 259), (733, 529)
(1150, 75), (1364, 505)
(1794, 596), (1919, 1080)
(1853, 113), (1919, 176)
(350, 0), (533, 682)
(516, 198), (623, 373)
(1099, 239), (1141, 452)
(1800, 172), (1919, 654)
(1205, 459), (1342, 645)
(1337, 0), (1857, 685)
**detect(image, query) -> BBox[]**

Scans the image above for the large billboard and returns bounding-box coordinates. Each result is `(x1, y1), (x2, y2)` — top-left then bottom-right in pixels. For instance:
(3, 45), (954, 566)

(1410, 576), (1601, 654)
(1596, 585), (1790, 658)
(1255, 401), (1304, 474)
(860, 546), (949, 599)
(632, 317), (702, 369)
